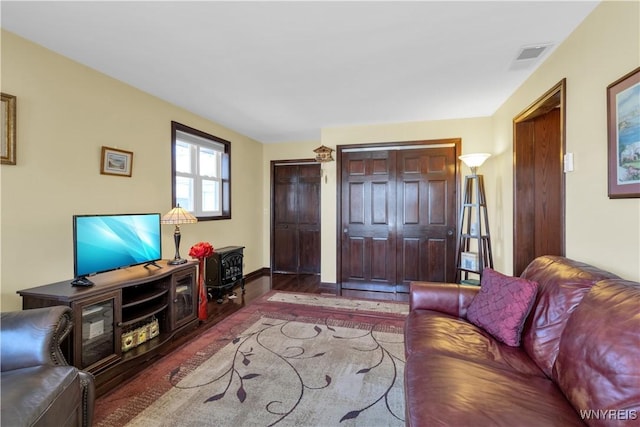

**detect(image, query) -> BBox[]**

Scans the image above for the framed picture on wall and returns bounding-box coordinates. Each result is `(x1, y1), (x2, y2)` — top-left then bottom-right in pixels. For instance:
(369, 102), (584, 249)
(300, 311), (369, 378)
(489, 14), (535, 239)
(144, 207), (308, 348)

(1, 93), (17, 165)
(607, 66), (640, 199)
(101, 146), (133, 177)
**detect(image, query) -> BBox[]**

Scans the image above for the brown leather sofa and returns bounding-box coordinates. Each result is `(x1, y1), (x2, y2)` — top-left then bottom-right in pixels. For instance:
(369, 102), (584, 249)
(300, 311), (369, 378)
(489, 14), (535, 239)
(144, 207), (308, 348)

(404, 256), (640, 426)
(1, 306), (95, 427)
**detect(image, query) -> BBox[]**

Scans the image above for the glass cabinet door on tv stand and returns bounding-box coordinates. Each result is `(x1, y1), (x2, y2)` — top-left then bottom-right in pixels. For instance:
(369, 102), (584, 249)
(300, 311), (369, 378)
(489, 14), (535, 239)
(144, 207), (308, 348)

(72, 290), (122, 371)
(171, 267), (197, 329)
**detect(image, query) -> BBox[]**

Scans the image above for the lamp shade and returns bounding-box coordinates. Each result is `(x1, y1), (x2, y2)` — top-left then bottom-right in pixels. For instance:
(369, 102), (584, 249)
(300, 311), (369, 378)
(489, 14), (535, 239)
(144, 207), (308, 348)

(161, 206), (198, 225)
(459, 153), (491, 168)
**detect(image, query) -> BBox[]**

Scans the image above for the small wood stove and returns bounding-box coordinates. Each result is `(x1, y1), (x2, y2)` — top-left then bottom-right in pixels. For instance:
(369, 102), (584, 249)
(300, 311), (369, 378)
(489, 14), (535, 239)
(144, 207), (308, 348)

(204, 246), (245, 303)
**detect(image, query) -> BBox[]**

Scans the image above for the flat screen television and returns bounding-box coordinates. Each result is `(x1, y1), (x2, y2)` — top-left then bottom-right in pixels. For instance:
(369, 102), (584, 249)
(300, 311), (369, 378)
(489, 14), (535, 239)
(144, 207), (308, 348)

(72, 213), (162, 286)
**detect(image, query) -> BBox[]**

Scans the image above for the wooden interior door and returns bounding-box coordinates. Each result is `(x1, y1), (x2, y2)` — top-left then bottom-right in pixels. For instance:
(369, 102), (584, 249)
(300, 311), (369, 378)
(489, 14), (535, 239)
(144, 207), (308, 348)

(339, 141), (459, 293)
(514, 80), (566, 276)
(396, 147), (457, 290)
(340, 150), (397, 291)
(272, 162), (321, 274)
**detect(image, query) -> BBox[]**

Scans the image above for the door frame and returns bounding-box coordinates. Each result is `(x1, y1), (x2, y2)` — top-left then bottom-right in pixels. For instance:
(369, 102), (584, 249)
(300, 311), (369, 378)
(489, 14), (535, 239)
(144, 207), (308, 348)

(513, 79), (566, 275)
(336, 139), (462, 291)
(270, 158), (321, 274)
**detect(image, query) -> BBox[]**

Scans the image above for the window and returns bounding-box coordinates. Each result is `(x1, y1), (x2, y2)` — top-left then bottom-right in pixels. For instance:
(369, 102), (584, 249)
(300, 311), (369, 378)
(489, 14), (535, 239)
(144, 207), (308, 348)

(171, 121), (230, 220)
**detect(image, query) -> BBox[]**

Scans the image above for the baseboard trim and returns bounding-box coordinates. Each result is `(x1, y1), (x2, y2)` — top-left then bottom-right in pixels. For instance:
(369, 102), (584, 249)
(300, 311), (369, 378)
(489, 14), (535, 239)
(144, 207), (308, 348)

(243, 270), (340, 293)
(320, 281), (337, 291)
(245, 267), (270, 283)
(340, 282), (410, 294)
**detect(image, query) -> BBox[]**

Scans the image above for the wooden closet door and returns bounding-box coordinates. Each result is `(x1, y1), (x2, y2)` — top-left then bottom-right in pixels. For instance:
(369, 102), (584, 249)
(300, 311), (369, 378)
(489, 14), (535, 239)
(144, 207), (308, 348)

(339, 143), (458, 292)
(396, 147), (457, 290)
(340, 150), (398, 291)
(297, 164), (321, 274)
(272, 163), (321, 274)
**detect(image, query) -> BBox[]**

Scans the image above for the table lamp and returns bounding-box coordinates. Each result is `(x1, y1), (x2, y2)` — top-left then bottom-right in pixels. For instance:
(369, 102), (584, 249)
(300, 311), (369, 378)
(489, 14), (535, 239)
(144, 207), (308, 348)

(161, 205), (198, 265)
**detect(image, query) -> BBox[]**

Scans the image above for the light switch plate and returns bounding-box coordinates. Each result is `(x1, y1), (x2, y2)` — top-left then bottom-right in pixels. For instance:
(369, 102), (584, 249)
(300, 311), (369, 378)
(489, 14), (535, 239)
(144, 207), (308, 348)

(564, 153), (574, 172)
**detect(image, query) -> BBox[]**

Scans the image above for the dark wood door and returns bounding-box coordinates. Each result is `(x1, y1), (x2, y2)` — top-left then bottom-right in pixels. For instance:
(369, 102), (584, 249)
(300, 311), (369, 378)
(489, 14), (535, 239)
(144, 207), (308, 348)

(396, 148), (457, 290)
(514, 81), (565, 276)
(272, 162), (321, 274)
(340, 150), (398, 291)
(340, 143), (458, 292)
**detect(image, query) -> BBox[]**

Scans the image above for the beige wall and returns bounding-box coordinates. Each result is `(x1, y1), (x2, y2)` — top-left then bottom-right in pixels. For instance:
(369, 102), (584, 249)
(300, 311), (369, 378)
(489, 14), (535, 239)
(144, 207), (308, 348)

(262, 1), (640, 283)
(2, 1), (639, 312)
(492, 0), (640, 280)
(0, 31), (264, 311)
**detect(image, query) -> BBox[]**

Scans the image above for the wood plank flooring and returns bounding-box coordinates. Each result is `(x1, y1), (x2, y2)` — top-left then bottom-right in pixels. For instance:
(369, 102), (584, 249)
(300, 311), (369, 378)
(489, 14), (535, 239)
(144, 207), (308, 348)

(202, 273), (409, 330)
(97, 273), (408, 397)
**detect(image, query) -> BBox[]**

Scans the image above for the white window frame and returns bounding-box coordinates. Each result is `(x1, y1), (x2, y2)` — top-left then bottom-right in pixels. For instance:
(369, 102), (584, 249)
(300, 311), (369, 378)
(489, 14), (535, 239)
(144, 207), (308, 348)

(171, 122), (231, 220)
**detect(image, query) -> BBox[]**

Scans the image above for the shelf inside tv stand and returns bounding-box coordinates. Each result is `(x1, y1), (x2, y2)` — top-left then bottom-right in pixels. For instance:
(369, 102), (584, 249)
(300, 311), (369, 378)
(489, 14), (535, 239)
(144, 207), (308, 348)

(121, 303), (168, 326)
(122, 287), (168, 308)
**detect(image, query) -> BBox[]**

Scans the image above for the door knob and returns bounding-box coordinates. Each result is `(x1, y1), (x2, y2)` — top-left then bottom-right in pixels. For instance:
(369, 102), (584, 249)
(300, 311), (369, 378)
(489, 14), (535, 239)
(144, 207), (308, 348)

(447, 229), (454, 236)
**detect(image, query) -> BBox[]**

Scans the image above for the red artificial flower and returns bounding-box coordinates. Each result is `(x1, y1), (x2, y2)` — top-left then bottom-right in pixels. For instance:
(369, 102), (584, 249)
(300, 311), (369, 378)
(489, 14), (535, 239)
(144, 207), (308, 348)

(189, 241), (214, 259)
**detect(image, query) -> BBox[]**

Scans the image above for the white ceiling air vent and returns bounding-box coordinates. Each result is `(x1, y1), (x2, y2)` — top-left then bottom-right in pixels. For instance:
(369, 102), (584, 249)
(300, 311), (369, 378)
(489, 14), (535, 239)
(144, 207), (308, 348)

(517, 45), (548, 60)
(510, 44), (553, 71)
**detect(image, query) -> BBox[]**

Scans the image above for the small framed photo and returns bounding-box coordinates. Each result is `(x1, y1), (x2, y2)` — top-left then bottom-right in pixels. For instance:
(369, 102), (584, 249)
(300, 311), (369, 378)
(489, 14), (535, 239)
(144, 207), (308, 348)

(461, 252), (479, 271)
(607, 67), (640, 198)
(101, 146), (133, 177)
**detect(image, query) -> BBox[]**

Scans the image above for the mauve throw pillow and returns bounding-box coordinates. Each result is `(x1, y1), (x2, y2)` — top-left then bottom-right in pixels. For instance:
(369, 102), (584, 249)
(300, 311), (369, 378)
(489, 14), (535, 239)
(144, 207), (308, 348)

(467, 268), (539, 347)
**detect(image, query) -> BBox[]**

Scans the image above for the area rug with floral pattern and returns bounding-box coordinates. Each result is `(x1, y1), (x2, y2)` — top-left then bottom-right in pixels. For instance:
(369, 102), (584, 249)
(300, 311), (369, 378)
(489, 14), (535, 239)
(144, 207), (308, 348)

(94, 290), (408, 427)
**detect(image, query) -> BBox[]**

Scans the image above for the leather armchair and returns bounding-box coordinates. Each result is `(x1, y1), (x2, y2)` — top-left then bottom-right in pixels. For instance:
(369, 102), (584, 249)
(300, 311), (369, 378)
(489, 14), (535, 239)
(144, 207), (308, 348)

(1, 306), (95, 427)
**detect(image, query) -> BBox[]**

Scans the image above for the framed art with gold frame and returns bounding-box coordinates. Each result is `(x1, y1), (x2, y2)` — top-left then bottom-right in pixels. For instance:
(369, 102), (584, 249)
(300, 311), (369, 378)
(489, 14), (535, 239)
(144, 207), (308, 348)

(1, 93), (17, 165)
(101, 146), (133, 177)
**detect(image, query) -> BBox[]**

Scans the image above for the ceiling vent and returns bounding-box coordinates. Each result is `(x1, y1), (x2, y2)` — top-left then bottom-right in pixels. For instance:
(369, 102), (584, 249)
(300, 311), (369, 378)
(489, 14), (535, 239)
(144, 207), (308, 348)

(515, 44), (551, 61)
(510, 44), (553, 71)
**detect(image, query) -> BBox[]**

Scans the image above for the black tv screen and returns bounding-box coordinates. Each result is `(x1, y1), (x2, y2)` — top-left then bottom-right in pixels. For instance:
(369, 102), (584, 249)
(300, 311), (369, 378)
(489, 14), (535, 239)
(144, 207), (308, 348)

(73, 213), (162, 279)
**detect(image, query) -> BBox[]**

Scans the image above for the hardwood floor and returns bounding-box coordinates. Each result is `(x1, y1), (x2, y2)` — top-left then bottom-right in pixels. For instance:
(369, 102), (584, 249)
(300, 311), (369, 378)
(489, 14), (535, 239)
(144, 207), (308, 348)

(97, 273), (408, 397)
(202, 272), (409, 330)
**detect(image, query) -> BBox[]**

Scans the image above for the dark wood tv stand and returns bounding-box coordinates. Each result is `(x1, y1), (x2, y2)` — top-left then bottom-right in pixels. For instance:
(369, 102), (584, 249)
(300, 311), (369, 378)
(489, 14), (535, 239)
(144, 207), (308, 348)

(17, 260), (199, 396)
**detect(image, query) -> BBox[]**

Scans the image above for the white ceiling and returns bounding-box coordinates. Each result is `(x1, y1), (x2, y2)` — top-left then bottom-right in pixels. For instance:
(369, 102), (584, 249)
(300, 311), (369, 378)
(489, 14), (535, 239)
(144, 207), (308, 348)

(1, 1), (600, 143)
